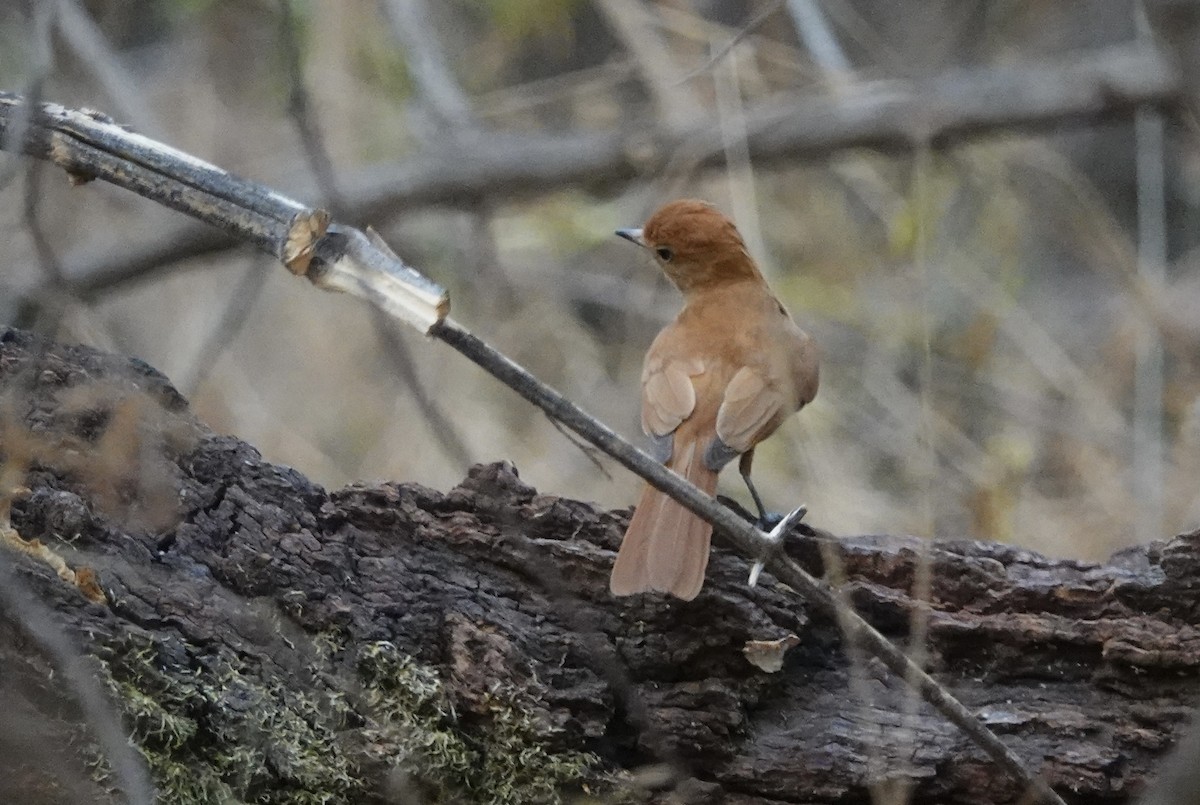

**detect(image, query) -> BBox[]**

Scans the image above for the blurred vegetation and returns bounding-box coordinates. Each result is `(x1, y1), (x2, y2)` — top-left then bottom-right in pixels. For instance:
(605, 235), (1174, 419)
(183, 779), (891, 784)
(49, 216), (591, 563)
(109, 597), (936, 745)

(2, 0), (1197, 571)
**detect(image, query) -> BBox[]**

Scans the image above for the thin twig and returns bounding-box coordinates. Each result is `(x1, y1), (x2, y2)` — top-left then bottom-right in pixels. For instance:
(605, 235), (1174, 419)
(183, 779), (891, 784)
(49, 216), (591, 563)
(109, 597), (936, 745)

(475, 57), (637, 120)
(816, 0), (905, 72)
(1133, 1), (1167, 544)
(177, 256), (272, 396)
(16, 8), (67, 335)
(902, 139), (938, 797)
(712, 39), (771, 277)
(22, 158), (65, 285)
(678, 0), (787, 83)
(816, 536), (889, 794)
(786, 0), (852, 75)
(656, 1), (813, 80)
(0, 1), (55, 192)
(547, 417), (614, 481)
(369, 308), (474, 471)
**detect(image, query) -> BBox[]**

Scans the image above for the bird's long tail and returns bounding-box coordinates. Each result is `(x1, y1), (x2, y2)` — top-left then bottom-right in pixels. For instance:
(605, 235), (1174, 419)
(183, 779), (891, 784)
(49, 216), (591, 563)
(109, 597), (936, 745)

(610, 439), (717, 600)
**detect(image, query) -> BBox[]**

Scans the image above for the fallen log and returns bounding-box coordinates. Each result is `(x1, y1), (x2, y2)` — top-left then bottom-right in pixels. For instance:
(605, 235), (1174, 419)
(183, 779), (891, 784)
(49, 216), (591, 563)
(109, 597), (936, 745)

(0, 327), (1195, 804)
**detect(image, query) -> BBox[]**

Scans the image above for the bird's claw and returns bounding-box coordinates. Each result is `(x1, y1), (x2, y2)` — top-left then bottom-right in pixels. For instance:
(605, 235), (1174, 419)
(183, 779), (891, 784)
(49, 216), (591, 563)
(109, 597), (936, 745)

(757, 511), (784, 531)
(748, 504), (807, 587)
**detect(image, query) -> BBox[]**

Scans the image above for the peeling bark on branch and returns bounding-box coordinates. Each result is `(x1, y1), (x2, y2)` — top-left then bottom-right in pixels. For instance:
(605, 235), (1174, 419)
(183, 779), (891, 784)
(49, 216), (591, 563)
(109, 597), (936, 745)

(0, 329), (1196, 804)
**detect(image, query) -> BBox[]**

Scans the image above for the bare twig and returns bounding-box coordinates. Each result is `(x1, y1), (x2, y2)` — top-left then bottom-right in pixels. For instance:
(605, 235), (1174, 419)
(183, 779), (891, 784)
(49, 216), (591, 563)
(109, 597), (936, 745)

(369, 308), (474, 471)
(177, 256), (272, 396)
(713, 42), (770, 276)
(20, 118), (70, 337)
(1133, 1), (1167, 544)
(547, 416), (614, 481)
(677, 0), (786, 83)
(278, 0), (474, 469)
(476, 57), (637, 120)
(903, 140), (938, 796)
(22, 158), (65, 284)
(817, 0), (904, 72)
(0, 1), (56, 192)
(655, 1), (812, 81)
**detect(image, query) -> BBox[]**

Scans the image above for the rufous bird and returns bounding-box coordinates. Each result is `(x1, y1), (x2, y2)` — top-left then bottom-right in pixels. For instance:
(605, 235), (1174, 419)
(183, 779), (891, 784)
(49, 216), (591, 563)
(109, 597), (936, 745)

(610, 199), (819, 600)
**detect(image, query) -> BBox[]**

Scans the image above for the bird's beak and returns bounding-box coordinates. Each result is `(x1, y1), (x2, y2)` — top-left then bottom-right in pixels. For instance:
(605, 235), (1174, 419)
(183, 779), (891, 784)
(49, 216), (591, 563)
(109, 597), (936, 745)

(615, 228), (646, 248)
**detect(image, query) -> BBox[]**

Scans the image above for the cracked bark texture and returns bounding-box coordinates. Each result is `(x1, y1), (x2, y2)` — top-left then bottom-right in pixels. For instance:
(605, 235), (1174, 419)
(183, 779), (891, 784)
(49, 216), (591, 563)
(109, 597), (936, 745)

(0, 326), (1196, 804)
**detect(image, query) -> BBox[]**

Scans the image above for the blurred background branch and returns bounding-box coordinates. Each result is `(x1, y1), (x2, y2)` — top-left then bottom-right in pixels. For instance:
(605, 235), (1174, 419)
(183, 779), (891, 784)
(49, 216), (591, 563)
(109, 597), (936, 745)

(37, 41), (1181, 302)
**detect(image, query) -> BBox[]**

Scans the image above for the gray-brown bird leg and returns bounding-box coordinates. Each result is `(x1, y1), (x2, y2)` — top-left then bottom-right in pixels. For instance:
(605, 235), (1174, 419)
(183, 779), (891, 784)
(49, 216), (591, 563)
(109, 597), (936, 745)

(738, 451), (770, 525)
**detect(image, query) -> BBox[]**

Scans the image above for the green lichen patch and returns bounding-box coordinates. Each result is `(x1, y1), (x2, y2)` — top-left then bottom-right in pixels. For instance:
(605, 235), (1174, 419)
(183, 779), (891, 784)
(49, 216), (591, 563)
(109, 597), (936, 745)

(95, 633), (604, 804)
(99, 635), (358, 804)
(357, 640), (601, 804)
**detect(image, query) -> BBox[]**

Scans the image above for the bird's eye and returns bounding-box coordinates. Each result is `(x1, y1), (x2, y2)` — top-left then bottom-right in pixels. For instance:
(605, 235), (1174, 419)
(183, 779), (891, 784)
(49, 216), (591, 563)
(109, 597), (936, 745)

(655, 247), (674, 262)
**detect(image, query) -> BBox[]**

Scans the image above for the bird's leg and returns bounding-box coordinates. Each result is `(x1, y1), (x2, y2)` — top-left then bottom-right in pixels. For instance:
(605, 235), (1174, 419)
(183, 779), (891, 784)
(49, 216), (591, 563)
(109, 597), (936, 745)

(742, 474), (769, 525)
(738, 451), (770, 526)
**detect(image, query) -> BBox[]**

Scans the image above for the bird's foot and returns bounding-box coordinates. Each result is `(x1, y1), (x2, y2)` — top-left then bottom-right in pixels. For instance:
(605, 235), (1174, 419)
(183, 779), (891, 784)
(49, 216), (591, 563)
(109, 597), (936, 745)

(748, 504), (808, 587)
(757, 511), (785, 531)
(715, 496), (790, 531)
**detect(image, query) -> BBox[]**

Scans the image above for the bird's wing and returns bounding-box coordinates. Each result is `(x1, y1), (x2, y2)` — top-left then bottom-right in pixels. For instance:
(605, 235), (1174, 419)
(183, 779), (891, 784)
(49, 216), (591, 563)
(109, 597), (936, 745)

(715, 366), (784, 453)
(641, 357), (703, 437)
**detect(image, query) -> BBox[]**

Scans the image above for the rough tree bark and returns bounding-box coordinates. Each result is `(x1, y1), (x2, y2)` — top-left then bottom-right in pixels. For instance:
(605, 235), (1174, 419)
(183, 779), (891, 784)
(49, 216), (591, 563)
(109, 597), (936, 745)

(0, 326), (1197, 804)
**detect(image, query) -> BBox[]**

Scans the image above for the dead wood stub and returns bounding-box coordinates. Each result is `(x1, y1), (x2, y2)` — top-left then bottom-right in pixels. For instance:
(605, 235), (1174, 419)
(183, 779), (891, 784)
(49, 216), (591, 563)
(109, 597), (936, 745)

(0, 327), (1197, 803)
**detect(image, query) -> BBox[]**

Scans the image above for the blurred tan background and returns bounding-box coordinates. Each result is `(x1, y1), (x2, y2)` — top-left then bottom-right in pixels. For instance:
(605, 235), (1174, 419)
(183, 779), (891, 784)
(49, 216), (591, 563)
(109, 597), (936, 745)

(3, 0), (1199, 560)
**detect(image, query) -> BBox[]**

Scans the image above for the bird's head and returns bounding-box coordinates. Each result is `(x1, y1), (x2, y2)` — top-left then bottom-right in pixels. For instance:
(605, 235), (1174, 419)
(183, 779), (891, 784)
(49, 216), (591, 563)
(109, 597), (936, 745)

(617, 199), (761, 293)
